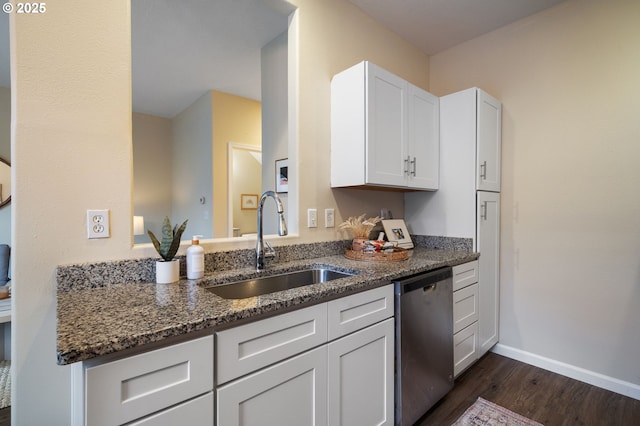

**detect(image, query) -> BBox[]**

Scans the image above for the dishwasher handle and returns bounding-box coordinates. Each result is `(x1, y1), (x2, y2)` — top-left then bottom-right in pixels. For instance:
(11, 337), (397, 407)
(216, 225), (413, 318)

(396, 267), (452, 295)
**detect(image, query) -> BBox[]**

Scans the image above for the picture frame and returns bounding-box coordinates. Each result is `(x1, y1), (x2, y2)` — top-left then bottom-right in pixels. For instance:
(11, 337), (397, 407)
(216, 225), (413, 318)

(275, 158), (288, 193)
(382, 219), (414, 249)
(240, 194), (258, 210)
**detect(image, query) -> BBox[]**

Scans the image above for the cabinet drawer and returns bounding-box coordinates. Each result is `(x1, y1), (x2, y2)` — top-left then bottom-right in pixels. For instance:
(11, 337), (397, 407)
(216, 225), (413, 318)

(85, 335), (213, 426)
(216, 302), (327, 385)
(454, 322), (478, 377)
(453, 283), (478, 333)
(128, 392), (213, 426)
(452, 260), (478, 291)
(327, 284), (394, 340)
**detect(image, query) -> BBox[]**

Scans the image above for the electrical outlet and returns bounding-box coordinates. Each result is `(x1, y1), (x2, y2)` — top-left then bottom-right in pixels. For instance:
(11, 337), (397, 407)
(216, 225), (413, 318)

(307, 208), (317, 228)
(325, 208), (335, 227)
(87, 209), (110, 239)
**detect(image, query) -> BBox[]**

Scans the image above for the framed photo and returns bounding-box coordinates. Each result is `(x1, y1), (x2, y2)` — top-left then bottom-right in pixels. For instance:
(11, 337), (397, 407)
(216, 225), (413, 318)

(241, 194), (258, 210)
(275, 158), (288, 193)
(382, 219), (414, 249)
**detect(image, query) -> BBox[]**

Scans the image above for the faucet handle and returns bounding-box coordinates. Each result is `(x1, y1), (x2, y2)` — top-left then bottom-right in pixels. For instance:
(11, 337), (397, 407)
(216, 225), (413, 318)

(264, 240), (276, 258)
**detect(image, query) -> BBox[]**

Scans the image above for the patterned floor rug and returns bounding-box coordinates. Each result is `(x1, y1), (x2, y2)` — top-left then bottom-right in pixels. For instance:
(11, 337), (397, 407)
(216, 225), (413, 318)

(0, 360), (9, 409)
(452, 397), (543, 426)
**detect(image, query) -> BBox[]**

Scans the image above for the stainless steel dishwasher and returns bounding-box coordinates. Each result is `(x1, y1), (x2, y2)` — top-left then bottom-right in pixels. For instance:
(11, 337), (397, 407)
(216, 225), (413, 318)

(394, 267), (454, 426)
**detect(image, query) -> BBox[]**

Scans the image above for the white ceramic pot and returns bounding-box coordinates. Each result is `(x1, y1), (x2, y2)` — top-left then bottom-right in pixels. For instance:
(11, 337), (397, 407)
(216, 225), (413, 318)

(155, 259), (180, 284)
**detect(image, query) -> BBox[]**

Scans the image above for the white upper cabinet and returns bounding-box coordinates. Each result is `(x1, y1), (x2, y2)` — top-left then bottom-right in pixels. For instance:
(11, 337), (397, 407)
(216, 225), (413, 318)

(408, 85), (440, 189)
(331, 61), (439, 191)
(476, 90), (502, 191)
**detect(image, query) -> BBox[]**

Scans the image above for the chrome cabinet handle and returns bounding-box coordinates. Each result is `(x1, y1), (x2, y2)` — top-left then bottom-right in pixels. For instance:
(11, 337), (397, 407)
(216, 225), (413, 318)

(480, 160), (487, 180)
(404, 156), (411, 175)
(410, 157), (416, 176)
(481, 202), (488, 220)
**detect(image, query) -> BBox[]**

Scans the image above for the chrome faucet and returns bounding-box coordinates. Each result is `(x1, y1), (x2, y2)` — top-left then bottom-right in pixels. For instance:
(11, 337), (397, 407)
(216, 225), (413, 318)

(256, 191), (288, 271)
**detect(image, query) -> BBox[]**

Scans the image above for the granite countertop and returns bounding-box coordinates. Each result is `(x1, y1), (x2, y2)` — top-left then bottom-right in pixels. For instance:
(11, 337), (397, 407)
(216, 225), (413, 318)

(56, 248), (478, 365)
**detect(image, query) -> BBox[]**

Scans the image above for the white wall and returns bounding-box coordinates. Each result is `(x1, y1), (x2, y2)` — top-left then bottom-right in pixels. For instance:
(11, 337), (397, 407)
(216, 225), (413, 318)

(429, 0), (640, 396)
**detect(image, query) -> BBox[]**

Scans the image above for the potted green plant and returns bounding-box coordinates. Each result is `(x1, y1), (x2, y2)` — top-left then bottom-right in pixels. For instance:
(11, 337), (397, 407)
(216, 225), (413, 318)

(148, 216), (188, 283)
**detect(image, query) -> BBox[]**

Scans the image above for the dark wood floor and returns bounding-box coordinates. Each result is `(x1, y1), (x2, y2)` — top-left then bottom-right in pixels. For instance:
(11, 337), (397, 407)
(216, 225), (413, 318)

(0, 406), (8, 426)
(418, 352), (640, 425)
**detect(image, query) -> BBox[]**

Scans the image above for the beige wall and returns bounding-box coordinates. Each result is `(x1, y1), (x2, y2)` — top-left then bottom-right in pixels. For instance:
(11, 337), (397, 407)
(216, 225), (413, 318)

(11, 0), (429, 423)
(292, 0), (429, 238)
(212, 90), (262, 238)
(430, 0), (640, 392)
(12, 2), (132, 424)
(132, 112), (173, 244)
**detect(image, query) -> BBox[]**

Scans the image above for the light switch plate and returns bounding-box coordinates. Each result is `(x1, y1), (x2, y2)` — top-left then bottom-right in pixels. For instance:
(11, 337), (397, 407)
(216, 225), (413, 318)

(307, 208), (317, 228)
(325, 209), (335, 227)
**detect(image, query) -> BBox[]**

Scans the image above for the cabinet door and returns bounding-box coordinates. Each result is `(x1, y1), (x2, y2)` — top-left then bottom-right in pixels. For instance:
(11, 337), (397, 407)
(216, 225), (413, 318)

(476, 90), (502, 192)
(366, 63), (407, 187)
(328, 318), (394, 426)
(407, 85), (439, 190)
(217, 346), (328, 426)
(477, 192), (500, 356)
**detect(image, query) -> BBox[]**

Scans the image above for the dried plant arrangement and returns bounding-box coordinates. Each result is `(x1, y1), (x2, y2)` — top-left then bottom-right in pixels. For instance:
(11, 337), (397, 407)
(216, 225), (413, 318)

(338, 214), (382, 239)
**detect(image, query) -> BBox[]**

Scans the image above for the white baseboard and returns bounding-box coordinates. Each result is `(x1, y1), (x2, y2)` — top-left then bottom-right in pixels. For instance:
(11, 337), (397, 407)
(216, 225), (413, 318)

(491, 344), (640, 401)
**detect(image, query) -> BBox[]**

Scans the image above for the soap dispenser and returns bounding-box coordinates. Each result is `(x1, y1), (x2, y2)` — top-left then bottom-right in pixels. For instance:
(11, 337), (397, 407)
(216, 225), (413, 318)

(186, 235), (204, 279)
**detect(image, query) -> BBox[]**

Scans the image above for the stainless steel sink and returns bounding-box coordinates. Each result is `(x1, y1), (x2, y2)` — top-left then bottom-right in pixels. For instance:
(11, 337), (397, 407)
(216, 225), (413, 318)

(205, 268), (355, 299)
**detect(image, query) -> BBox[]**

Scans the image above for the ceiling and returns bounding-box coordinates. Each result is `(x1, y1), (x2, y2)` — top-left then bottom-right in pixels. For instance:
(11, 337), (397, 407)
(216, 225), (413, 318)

(349, 0), (566, 55)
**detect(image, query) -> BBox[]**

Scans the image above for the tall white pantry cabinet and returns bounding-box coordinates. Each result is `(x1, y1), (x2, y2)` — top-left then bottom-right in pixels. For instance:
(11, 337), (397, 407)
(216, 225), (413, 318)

(406, 87), (502, 365)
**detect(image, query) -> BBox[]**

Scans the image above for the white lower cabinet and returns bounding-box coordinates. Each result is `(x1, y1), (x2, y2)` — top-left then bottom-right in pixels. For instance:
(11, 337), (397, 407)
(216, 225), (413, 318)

(477, 191), (500, 356)
(217, 346), (328, 426)
(216, 285), (395, 426)
(453, 322), (478, 377)
(328, 318), (394, 426)
(452, 261), (479, 377)
(73, 286), (394, 426)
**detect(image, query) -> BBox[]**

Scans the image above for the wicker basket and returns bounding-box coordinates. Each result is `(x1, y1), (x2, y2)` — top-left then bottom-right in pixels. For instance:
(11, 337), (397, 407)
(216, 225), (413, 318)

(344, 247), (409, 262)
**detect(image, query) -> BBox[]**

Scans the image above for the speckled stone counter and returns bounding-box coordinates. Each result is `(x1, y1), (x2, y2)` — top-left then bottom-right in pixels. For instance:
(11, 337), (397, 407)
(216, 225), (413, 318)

(56, 242), (477, 365)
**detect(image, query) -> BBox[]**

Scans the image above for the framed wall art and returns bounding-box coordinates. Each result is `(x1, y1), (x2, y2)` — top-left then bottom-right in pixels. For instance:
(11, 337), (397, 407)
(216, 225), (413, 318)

(275, 158), (288, 193)
(241, 194), (258, 210)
